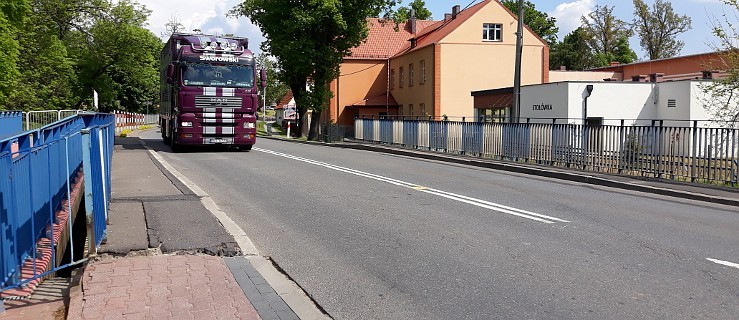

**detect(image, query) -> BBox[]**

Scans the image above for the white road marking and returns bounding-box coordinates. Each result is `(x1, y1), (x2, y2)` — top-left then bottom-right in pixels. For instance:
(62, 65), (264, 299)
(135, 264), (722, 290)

(254, 148), (569, 224)
(706, 258), (739, 269)
(143, 144), (330, 320)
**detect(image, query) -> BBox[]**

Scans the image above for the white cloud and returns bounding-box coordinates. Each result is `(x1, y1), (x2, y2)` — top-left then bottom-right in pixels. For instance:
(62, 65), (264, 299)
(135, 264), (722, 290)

(550, 0), (596, 40)
(136, 0), (265, 52)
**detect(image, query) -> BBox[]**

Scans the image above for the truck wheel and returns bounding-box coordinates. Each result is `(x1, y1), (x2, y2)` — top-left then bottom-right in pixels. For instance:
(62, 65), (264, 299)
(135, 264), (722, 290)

(169, 127), (181, 153)
(162, 125), (170, 145)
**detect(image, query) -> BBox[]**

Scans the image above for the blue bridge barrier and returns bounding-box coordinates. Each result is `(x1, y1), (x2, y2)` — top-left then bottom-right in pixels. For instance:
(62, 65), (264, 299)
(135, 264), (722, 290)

(0, 111), (23, 140)
(0, 113), (113, 295)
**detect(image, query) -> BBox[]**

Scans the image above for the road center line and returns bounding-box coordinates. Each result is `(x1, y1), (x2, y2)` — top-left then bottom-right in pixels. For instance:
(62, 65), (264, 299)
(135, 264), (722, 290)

(706, 258), (739, 269)
(255, 148), (569, 224)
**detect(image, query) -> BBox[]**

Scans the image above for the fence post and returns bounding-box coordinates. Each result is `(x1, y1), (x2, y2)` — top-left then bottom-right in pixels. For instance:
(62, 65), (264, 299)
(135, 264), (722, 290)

(691, 120), (698, 182)
(81, 129), (97, 257)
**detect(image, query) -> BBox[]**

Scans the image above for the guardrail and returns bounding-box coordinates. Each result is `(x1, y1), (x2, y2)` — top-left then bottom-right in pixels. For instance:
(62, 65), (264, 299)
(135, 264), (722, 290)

(113, 111), (159, 135)
(355, 118), (739, 185)
(0, 113), (113, 300)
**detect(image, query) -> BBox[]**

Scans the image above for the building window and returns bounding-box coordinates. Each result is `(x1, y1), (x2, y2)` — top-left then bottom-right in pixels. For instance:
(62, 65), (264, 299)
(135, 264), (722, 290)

(483, 23), (502, 41)
(420, 103), (426, 116)
(409, 104), (414, 116)
(390, 69), (395, 89)
(409, 63), (415, 86)
(420, 60), (426, 84)
(399, 66), (405, 88)
(668, 99), (677, 108)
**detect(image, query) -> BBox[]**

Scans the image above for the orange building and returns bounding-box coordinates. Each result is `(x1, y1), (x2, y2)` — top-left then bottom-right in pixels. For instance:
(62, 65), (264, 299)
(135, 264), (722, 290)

(324, 0), (549, 127)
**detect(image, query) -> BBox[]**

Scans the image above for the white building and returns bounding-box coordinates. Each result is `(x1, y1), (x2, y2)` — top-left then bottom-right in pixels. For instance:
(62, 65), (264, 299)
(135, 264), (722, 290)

(517, 80), (715, 127)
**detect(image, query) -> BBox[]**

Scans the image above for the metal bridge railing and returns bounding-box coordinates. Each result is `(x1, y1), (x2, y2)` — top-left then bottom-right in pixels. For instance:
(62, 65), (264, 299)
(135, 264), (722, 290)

(355, 118), (739, 185)
(0, 113), (114, 297)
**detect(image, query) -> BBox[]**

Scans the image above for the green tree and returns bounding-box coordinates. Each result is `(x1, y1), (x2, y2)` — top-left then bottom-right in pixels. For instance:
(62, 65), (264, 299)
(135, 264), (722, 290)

(701, 0), (739, 126)
(632, 0), (692, 60)
(0, 0), (28, 108)
(581, 5), (636, 66)
(255, 53), (289, 108)
(231, 0), (398, 139)
(501, 0), (558, 46)
(550, 27), (594, 71)
(5, 14), (77, 111)
(395, 0), (432, 22)
(70, 0), (162, 112)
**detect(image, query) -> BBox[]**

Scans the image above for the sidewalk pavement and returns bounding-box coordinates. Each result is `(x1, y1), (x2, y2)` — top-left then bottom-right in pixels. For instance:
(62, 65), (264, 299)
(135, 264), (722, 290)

(60, 135), (305, 320)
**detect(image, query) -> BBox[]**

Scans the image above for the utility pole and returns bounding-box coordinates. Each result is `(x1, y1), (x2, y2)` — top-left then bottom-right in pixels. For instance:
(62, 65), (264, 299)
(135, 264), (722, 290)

(512, 0), (525, 123)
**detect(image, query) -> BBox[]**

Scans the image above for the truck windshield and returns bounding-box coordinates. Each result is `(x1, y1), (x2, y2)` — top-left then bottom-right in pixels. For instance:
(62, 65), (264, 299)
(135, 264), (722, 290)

(182, 64), (254, 88)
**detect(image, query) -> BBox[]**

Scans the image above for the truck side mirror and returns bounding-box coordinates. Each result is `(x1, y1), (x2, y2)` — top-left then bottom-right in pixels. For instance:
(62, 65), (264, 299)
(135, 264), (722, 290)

(166, 64), (175, 78)
(260, 69), (267, 88)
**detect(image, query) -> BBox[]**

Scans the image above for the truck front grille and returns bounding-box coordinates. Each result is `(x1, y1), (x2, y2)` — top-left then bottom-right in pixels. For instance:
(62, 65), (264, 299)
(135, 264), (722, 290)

(195, 96), (243, 108)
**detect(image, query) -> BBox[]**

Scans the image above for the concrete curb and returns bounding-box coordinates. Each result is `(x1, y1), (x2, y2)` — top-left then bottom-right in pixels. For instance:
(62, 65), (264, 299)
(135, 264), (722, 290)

(66, 269), (85, 320)
(141, 136), (331, 320)
(259, 135), (739, 207)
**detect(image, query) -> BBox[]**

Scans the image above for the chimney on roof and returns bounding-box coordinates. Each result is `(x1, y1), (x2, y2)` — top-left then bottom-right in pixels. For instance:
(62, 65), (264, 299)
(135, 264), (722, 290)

(702, 70), (714, 80)
(444, 13), (452, 20)
(610, 61), (620, 67)
(631, 75), (647, 82)
(409, 8), (417, 34)
(649, 73), (664, 83)
(559, 66), (567, 71)
(452, 5), (461, 19)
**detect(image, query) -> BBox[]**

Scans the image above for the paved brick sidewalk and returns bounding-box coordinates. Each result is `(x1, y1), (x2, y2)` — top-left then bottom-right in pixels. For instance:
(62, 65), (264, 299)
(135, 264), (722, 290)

(74, 255), (261, 320)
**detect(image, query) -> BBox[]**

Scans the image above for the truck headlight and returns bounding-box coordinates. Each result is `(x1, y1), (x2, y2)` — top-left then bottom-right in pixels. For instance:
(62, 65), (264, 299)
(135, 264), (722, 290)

(181, 121), (193, 127)
(244, 122), (255, 129)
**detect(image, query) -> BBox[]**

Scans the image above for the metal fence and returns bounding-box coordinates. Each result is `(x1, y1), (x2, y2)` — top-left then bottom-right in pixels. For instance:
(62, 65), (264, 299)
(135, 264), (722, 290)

(355, 118), (739, 185)
(113, 111), (159, 135)
(0, 113), (113, 297)
(24, 110), (83, 131)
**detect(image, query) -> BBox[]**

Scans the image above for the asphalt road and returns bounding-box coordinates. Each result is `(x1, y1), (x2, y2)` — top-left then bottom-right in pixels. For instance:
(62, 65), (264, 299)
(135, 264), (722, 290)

(140, 130), (739, 320)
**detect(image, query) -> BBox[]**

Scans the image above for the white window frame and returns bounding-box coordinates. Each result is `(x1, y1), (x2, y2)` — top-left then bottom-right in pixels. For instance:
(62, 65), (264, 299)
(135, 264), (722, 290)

(483, 23), (502, 42)
(409, 63), (415, 86)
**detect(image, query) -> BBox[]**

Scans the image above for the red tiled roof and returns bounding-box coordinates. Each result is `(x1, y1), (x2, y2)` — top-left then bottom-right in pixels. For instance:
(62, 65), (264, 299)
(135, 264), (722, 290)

(275, 90), (293, 110)
(396, 0), (490, 56)
(348, 18), (438, 60)
(348, 92), (398, 107)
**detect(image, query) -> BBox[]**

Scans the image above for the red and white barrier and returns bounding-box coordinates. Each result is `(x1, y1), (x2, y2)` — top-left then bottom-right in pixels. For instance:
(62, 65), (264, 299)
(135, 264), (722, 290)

(113, 111), (159, 135)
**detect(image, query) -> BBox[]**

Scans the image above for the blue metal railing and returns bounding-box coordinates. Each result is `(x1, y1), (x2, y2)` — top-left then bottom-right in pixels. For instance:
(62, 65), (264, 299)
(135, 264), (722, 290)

(0, 111), (23, 140)
(0, 113), (114, 291)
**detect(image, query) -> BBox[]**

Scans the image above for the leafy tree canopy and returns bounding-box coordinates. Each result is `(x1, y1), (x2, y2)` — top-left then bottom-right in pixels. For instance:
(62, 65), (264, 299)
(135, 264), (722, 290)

(581, 5), (636, 66)
(632, 0), (692, 60)
(550, 27), (595, 71)
(255, 53), (289, 109)
(231, 0), (398, 139)
(395, 0), (432, 22)
(501, 0), (558, 46)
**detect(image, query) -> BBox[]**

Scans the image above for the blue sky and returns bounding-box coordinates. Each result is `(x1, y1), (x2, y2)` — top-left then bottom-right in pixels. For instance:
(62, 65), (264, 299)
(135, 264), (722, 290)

(139, 0), (731, 59)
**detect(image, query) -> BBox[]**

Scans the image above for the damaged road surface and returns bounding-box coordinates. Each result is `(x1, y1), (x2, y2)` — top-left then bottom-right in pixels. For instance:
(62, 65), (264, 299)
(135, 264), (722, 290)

(104, 137), (241, 257)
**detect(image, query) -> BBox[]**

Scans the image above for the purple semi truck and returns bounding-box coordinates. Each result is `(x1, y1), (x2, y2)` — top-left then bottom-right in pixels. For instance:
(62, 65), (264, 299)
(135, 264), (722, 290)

(160, 33), (265, 151)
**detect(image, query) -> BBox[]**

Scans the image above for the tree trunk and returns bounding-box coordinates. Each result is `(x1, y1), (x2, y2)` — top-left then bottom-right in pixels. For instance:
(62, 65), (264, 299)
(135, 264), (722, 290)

(308, 109), (322, 141)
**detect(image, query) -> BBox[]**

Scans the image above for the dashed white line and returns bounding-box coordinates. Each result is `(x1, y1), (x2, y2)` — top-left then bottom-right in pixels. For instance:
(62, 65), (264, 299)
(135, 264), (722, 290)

(254, 148), (569, 224)
(706, 258), (739, 269)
